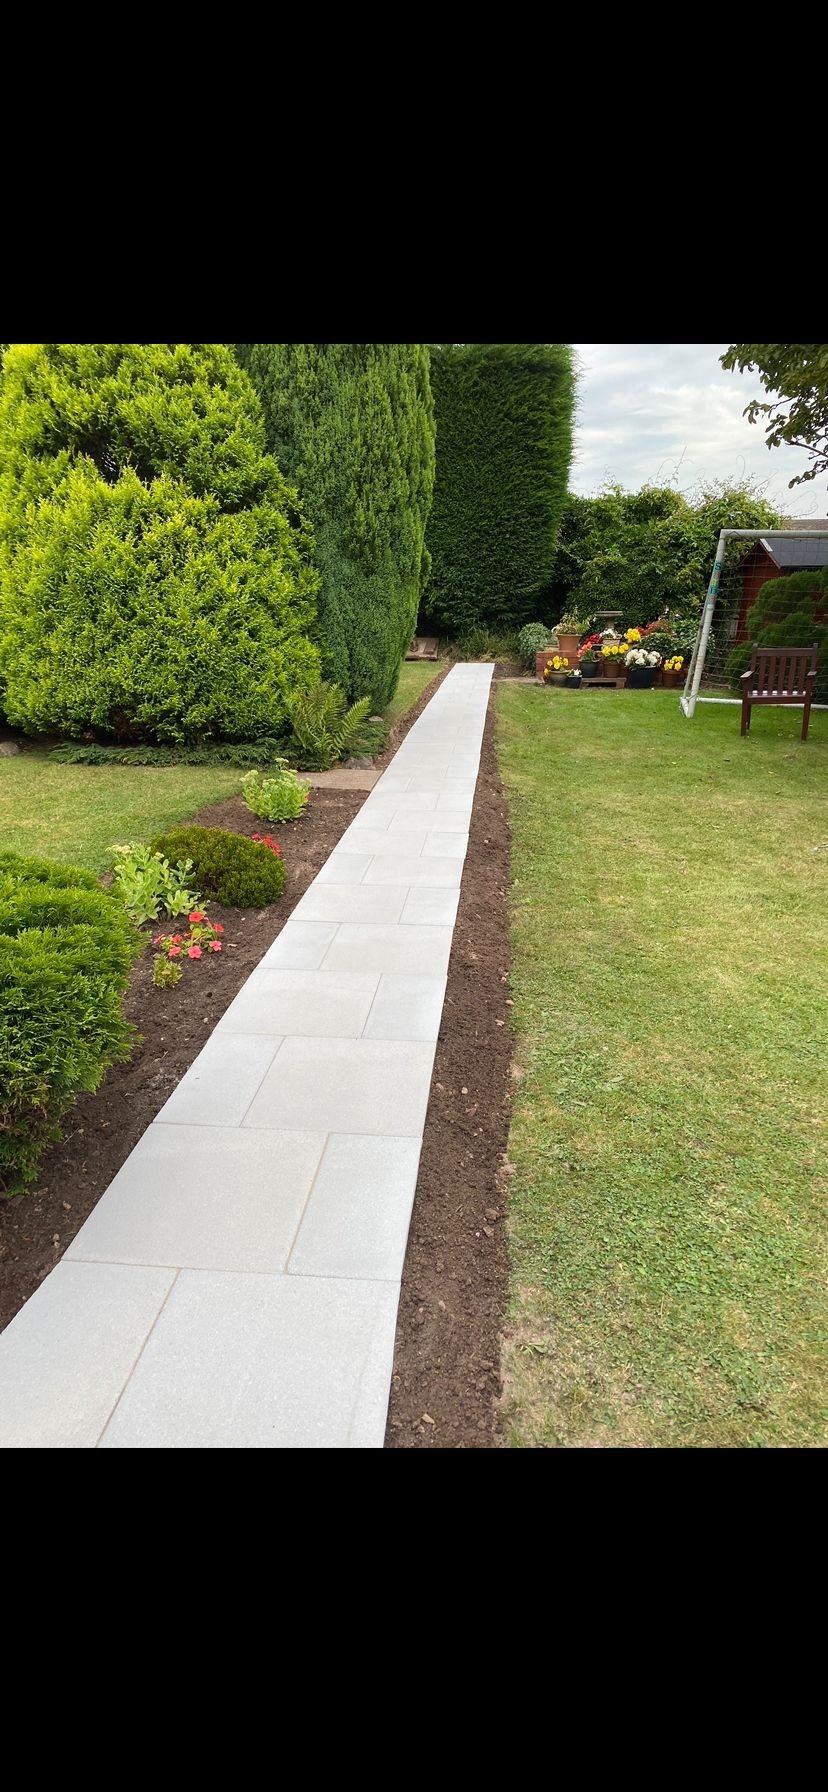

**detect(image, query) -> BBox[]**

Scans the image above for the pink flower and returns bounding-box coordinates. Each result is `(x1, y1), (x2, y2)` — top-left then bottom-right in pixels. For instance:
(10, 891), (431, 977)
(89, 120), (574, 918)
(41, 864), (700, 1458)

(189, 910), (206, 925)
(188, 945), (202, 960)
(210, 940), (222, 953)
(214, 923), (225, 935)
(172, 934), (183, 944)
(168, 945), (181, 958)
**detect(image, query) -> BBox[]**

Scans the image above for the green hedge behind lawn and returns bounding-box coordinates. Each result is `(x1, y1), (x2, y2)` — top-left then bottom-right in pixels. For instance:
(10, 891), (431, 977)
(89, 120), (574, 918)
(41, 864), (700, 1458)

(239, 344), (436, 710)
(423, 343), (575, 636)
(0, 344), (320, 743)
(0, 851), (141, 1195)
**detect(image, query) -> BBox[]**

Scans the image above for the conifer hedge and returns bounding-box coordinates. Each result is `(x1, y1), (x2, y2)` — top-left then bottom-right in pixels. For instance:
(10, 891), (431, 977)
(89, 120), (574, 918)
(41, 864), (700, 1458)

(0, 344), (320, 742)
(240, 344), (435, 709)
(423, 343), (575, 635)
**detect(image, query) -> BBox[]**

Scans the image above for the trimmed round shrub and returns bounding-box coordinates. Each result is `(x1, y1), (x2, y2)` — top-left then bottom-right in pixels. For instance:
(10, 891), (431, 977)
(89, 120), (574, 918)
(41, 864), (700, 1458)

(0, 344), (321, 742)
(724, 570), (828, 700)
(149, 826), (287, 908)
(0, 850), (140, 1195)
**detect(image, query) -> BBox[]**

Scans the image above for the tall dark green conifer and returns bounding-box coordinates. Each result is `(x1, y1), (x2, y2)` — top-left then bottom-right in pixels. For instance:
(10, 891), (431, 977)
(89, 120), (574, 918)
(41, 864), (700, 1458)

(424, 343), (575, 634)
(241, 344), (435, 708)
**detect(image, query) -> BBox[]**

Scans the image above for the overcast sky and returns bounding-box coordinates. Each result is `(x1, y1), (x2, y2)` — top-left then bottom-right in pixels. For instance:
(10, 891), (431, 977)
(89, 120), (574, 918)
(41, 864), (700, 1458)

(570, 344), (828, 519)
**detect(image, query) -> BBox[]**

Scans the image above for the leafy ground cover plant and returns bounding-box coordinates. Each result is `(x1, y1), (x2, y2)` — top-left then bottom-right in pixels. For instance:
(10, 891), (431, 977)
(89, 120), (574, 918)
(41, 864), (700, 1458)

(150, 826), (286, 907)
(49, 738), (292, 767)
(241, 764), (310, 823)
(110, 843), (200, 926)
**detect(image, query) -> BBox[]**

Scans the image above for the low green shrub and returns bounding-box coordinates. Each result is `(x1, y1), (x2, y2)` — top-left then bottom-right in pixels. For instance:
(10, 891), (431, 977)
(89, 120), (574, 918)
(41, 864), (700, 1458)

(0, 851), (140, 1195)
(149, 826), (287, 908)
(517, 622), (552, 669)
(286, 682), (372, 770)
(724, 569), (828, 700)
(241, 764), (310, 823)
(110, 843), (200, 926)
(49, 737), (291, 767)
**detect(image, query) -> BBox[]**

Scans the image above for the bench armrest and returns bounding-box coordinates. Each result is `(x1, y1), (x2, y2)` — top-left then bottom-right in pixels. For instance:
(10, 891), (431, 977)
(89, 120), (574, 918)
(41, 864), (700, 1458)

(805, 669), (817, 685)
(740, 670), (754, 684)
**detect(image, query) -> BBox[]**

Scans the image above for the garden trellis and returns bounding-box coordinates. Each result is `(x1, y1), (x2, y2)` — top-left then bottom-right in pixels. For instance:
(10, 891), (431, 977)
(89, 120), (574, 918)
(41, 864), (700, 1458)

(681, 529), (828, 717)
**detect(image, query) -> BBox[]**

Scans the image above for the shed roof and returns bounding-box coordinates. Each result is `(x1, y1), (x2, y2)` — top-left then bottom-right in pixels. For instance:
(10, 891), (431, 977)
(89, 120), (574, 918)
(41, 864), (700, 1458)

(762, 534), (828, 568)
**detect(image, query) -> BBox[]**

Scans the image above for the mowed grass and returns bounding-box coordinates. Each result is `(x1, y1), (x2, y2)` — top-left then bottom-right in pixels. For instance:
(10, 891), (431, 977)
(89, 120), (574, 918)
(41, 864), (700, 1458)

(0, 757), (243, 872)
(496, 687), (828, 1448)
(384, 659), (446, 728)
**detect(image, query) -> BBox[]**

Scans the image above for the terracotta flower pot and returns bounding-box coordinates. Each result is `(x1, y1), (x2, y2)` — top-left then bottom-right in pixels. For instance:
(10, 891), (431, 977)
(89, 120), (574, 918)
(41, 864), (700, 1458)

(662, 669), (681, 688)
(556, 632), (581, 663)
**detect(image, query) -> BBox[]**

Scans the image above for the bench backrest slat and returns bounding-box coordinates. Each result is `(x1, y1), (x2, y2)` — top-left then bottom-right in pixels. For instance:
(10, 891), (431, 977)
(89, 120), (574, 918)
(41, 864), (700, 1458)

(748, 644), (818, 694)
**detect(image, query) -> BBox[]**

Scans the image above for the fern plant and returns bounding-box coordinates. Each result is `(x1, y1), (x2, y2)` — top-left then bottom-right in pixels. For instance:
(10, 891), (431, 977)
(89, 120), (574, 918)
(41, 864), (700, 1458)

(286, 682), (373, 770)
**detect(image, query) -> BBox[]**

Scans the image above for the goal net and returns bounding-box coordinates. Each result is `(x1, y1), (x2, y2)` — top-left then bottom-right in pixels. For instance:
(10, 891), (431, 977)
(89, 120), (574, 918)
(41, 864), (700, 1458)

(681, 528), (828, 717)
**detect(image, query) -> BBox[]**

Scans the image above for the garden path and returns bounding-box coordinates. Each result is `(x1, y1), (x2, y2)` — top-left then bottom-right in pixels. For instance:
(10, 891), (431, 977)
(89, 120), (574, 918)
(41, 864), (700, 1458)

(0, 665), (492, 1448)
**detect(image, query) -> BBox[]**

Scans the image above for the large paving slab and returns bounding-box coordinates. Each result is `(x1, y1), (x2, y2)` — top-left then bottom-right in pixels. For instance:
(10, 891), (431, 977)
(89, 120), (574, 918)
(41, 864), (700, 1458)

(0, 663), (494, 1450)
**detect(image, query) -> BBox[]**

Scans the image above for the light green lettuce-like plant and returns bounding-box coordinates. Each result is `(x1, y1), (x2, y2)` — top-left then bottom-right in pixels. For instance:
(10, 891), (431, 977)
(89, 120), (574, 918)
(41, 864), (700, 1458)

(110, 843), (200, 926)
(241, 763), (311, 824)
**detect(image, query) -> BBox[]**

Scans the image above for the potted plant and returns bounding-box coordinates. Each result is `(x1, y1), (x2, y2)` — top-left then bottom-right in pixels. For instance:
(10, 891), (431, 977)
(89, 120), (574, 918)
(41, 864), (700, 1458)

(662, 654), (685, 689)
(579, 654), (601, 679)
(542, 654), (570, 688)
(625, 647), (662, 688)
(601, 641), (627, 677)
(564, 667), (583, 691)
(554, 611), (590, 665)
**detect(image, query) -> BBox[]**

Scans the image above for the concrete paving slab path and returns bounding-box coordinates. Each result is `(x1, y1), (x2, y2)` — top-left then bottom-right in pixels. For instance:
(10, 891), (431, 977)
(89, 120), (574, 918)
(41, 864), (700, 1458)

(0, 665), (494, 1449)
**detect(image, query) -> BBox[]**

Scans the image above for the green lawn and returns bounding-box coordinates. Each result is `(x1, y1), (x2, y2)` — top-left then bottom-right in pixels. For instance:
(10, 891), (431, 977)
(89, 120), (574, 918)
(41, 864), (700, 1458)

(384, 660), (446, 728)
(496, 687), (828, 1449)
(0, 758), (244, 873)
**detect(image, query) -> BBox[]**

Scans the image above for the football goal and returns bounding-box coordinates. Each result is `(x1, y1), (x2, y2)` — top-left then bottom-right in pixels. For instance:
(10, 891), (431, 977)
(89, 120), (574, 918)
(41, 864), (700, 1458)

(680, 528), (828, 718)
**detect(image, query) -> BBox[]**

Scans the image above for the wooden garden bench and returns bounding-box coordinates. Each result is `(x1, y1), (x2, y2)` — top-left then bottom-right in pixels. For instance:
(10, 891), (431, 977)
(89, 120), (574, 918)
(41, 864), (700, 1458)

(740, 644), (819, 741)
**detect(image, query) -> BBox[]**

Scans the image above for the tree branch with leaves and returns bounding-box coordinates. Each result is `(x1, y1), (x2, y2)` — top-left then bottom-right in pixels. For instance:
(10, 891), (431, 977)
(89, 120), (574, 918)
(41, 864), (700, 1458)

(720, 344), (828, 492)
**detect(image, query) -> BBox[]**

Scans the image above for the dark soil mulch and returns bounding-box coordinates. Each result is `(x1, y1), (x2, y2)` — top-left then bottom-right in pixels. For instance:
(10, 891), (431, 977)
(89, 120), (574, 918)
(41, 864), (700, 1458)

(385, 693), (514, 1448)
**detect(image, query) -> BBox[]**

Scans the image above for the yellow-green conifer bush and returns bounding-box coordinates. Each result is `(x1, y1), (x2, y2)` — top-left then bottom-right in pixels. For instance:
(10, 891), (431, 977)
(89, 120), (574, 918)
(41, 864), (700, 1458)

(0, 344), (320, 742)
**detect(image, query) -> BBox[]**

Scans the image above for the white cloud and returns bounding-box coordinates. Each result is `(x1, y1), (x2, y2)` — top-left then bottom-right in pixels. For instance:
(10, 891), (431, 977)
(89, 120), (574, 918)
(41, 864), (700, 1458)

(570, 343), (828, 519)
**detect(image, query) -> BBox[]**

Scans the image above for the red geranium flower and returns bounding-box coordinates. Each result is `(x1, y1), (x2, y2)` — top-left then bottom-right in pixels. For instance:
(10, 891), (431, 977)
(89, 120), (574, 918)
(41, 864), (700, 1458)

(189, 910), (206, 925)
(188, 945), (202, 959)
(214, 923), (225, 934)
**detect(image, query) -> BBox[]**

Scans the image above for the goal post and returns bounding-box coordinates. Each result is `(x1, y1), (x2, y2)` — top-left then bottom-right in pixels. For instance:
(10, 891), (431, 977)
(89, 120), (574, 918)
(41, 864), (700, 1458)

(680, 528), (828, 718)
